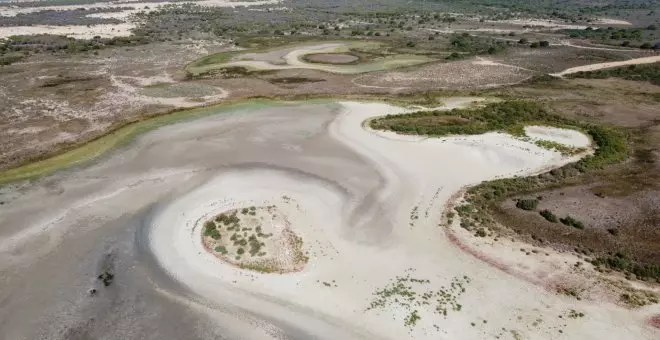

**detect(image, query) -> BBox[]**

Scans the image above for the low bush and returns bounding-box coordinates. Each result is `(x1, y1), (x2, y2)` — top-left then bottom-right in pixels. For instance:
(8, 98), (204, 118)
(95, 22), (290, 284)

(539, 209), (558, 223)
(516, 199), (539, 211)
(559, 215), (585, 229)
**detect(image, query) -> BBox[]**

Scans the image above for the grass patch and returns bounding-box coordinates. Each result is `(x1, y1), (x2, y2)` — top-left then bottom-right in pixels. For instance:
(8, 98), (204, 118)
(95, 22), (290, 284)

(371, 101), (579, 138)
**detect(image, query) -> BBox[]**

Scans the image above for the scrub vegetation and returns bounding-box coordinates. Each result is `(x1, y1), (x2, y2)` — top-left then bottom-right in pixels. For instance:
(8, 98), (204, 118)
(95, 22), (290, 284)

(367, 269), (471, 329)
(200, 204), (308, 273)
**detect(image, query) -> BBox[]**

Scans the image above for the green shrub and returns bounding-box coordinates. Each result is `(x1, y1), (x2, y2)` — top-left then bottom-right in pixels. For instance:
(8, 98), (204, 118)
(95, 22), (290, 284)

(539, 209), (558, 222)
(516, 199), (539, 211)
(559, 215), (585, 229)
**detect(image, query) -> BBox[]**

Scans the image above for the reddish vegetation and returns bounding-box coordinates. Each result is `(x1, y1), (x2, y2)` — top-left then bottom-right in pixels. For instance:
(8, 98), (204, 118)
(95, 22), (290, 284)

(445, 227), (547, 289)
(648, 314), (660, 329)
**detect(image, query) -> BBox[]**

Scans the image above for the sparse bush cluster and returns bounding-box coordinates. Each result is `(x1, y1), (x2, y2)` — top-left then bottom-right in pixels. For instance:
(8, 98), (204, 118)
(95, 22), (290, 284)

(559, 215), (585, 229)
(539, 209), (558, 222)
(590, 253), (660, 282)
(515, 198), (539, 211)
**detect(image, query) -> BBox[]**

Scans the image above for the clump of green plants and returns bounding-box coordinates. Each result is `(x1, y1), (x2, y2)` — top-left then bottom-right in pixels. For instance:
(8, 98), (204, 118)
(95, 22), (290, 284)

(215, 211), (240, 226)
(559, 287), (583, 300)
(214, 245), (228, 255)
(367, 270), (470, 328)
(515, 198), (539, 211)
(590, 253), (660, 282)
(534, 140), (585, 156)
(404, 310), (422, 327)
(539, 209), (558, 223)
(620, 291), (659, 307)
(567, 309), (585, 318)
(559, 215), (585, 229)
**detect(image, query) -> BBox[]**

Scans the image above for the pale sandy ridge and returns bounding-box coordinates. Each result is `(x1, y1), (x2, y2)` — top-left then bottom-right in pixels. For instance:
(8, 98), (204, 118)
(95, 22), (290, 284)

(552, 55), (660, 77)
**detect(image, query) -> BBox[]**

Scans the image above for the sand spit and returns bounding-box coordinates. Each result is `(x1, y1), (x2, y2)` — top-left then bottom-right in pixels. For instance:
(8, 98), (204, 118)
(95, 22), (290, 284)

(552, 56), (660, 77)
(524, 125), (592, 148)
(0, 99), (656, 339)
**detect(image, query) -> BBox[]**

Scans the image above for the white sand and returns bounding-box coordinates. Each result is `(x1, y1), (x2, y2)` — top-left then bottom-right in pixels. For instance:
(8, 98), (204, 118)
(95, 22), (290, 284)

(552, 56), (660, 77)
(0, 0), (282, 17)
(596, 18), (633, 26)
(524, 125), (592, 148)
(485, 18), (587, 30)
(0, 23), (135, 39)
(147, 100), (654, 339)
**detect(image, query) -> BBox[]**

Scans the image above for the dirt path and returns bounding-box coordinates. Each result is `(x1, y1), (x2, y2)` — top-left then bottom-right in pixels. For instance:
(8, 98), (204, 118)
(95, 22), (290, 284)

(552, 55), (660, 77)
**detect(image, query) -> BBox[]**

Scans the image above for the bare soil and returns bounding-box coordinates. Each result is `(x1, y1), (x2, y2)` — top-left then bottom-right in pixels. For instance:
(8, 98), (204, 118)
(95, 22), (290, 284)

(303, 53), (360, 64)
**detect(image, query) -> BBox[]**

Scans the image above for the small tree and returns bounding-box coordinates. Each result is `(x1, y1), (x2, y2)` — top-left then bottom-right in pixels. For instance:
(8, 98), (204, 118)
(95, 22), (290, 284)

(539, 40), (550, 47)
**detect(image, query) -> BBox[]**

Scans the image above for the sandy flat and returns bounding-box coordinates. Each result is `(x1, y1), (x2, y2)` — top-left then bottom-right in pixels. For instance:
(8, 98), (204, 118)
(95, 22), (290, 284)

(0, 99), (656, 339)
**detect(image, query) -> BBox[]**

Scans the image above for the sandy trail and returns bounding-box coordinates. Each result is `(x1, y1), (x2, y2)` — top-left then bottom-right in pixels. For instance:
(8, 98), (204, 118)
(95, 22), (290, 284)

(0, 99), (656, 339)
(552, 55), (660, 77)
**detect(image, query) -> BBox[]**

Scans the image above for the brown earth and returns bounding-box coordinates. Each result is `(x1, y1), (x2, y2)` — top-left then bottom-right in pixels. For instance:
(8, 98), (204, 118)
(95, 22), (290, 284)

(303, 53), (359, 64)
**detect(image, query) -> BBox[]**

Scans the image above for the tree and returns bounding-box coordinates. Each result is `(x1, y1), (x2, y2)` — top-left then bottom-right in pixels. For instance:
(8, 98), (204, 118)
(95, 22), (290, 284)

(406, 41), (416, 48)
(539, 40), (550, 47)
(518, 38), (529, 44)
(640, 42), (652, 49)
(530, 42), (540, 48)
